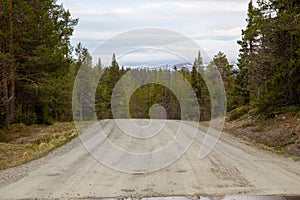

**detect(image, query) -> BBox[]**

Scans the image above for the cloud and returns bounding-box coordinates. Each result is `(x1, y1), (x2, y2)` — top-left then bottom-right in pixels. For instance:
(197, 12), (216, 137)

(191, 27), (243, 41)
(196, 39), (241, 64)
(58, 0), (248, 63)
(118, 49), (185, 66)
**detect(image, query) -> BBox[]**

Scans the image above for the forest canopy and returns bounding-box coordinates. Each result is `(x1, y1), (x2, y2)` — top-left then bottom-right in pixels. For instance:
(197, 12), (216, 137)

(0, 0), (299, 128)
(0, 0), (78, 126)
(235, 0), (300, 111)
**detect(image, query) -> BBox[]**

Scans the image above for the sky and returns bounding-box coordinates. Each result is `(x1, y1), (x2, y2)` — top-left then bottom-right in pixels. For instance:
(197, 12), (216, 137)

(58, 0), (249, 66)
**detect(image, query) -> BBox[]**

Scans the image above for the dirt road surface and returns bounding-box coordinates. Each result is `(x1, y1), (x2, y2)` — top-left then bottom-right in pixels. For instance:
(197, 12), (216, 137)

(0, 119), (299, 199)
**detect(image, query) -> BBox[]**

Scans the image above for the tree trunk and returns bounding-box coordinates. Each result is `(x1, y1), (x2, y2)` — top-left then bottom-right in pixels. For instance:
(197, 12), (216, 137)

(0, 3), (10, 126)
(1, 64), (10, 126)
(8, 0), (15, 124)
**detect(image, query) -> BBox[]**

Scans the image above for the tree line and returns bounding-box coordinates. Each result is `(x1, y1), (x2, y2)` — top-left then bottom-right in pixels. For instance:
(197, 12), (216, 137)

(1, 0), (299, 128)
(0, 0), (78, 126)
(233, 0), (300, 112)
(74, 50), (233, 122)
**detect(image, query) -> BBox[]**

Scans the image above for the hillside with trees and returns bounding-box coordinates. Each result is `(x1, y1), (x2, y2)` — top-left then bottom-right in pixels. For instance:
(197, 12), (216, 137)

(0, 0), (299, 159)
(227, 0), (300, 156)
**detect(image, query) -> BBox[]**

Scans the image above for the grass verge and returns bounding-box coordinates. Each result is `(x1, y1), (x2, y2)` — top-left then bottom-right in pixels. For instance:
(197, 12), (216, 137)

(0, 122), (78, 170)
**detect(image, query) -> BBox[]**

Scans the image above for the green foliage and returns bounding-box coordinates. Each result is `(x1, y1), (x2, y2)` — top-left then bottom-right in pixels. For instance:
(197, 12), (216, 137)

(2, 0), (298, 130)
(93, 51), (237, 121)
(0, 129), (5, 142)
(189, 51), (211, 121)
(94, 55), (123, 120)
(15, 113), (37, 126)
(35, 99), (52, 125)
(235, 0), (300, 113)
(128, 83), (181, 119)
(282, 106), (300, 113)
(93, 53), (212, 121)
(0, 0), (78, 127)
(210, 51), (235, 112)
(0, 123), (30, 142)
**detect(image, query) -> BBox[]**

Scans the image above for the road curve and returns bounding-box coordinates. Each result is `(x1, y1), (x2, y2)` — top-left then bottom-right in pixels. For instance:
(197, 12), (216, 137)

(0, 119), (299, 199)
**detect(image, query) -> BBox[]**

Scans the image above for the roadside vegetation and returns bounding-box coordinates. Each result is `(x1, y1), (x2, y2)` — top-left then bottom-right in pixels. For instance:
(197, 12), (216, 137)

(224, 0), (300, 158)
(0, 122), (77, 170)
(226, 106), (300, 158)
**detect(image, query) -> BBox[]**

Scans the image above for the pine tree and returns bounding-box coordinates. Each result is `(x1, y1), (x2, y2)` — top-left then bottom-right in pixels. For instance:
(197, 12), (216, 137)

(0, 0), (78, 126)
(235, 0), (260, 107)
(236, 0), (300, 111)
(191, 51), (211, 120)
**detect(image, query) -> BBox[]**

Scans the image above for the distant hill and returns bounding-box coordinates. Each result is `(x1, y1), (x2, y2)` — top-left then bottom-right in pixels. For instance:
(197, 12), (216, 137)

(125, 62), (193, 71)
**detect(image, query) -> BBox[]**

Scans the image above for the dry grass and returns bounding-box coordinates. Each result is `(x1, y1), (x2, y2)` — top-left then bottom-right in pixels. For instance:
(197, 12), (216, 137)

(226, 109), (300, 158)
(0, 122), (77, 170)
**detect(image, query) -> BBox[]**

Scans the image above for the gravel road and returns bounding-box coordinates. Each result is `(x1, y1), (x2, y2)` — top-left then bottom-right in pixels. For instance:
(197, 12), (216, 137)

(0, 119), (299, 199)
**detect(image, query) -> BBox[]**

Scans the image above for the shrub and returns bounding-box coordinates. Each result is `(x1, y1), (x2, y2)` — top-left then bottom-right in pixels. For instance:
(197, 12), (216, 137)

(0, 129), (6, 142)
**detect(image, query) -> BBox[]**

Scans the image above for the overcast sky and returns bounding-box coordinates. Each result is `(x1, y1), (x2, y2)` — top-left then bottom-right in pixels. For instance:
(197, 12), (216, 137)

(58, 0), (249, 66)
